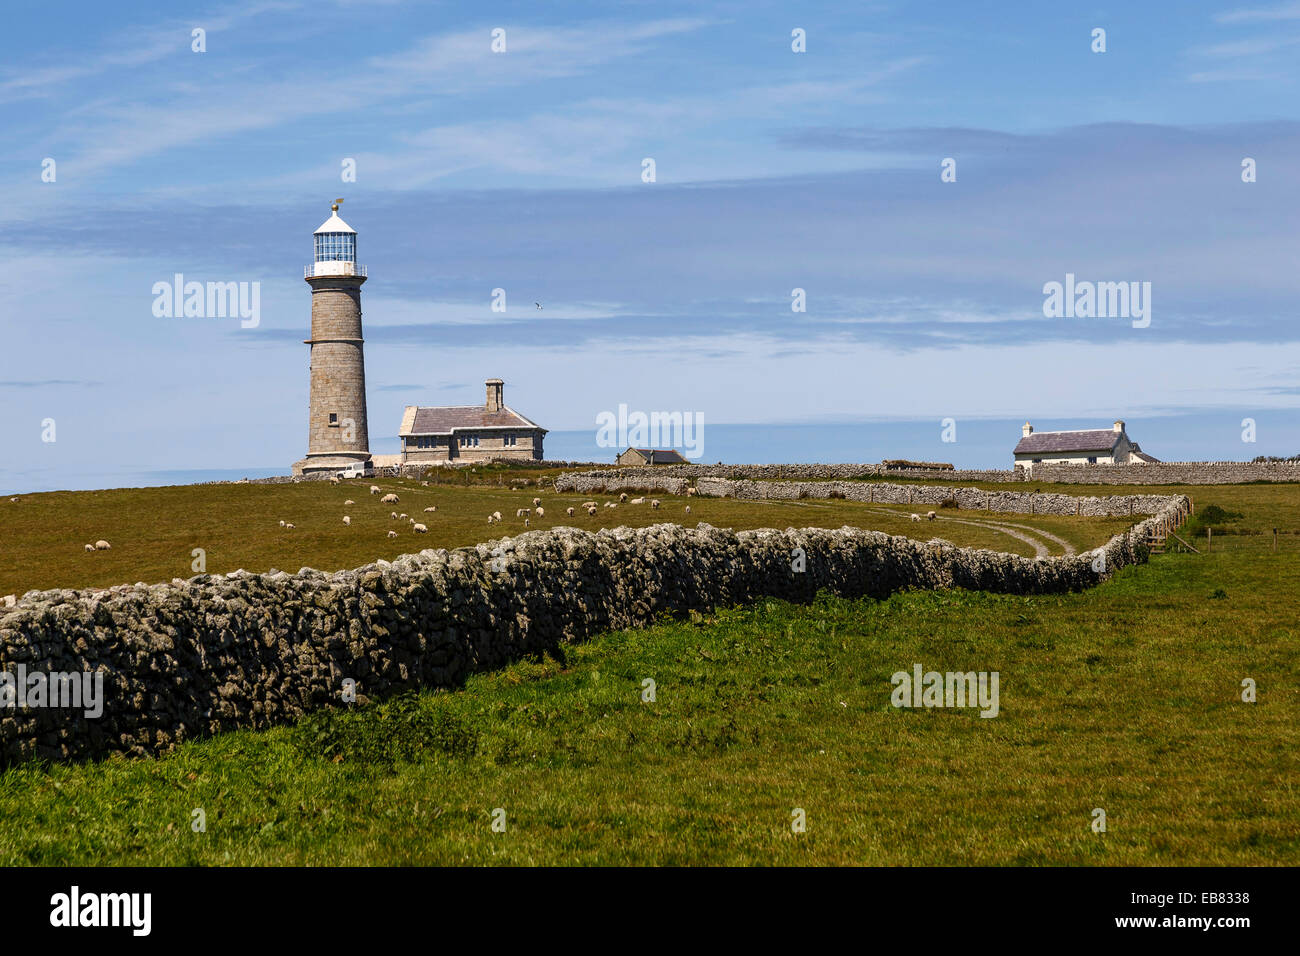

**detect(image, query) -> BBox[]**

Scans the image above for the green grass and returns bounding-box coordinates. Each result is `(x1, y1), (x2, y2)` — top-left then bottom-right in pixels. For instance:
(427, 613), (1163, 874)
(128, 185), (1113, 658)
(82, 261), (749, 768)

(0, 474), (1135, 597)
(1, 544), (1295, 865)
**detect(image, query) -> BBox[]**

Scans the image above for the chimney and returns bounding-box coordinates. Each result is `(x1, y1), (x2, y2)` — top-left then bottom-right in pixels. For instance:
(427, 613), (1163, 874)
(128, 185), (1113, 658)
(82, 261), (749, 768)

(1022, 421), (1033, 438)
(1113, 420), (1125, 433)
(485, 378), (504, 413)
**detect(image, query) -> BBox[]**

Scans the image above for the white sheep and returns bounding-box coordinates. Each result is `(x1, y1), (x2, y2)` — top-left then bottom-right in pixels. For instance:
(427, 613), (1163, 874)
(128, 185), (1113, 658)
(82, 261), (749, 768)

(535, 507), (544, 517)
(279, 519), (285, 527)
(381, 493), (399, 503)
(619, 493), (628, 502)
(391, 511), (399, 519)
(650, 499), (660, 509)
(582, 501), (597, 509)
(926, 511), (937, 521)
(910, 514), (921, 522)
(399, 513), (408, 520)
(344, 499), (355, 505)
(370, 485), (381, 495)
(330, 476), (341, 484)
(388, 530), (398, 538)
(687, 487), (697, 497)
(533, 497), (541, 507)
(343, 516), (351, 525)
(424, 506), (436, 513)
(493, 511), (502, 522)
(587, 506), (597, 516)
(516, 508), (528, 518)
(94, 540), (111, 550)
(413, 523), (428, 533)
(605, 502), (616, 508)
(630, 497), (645, 505)
(84, 543), (94, 552)
(566, 507), (575, 516)
(284, 523), (295, 529)
(524, 518), (531, 527)
(487, 516), (495, 525)
(685, 505), (691, 514)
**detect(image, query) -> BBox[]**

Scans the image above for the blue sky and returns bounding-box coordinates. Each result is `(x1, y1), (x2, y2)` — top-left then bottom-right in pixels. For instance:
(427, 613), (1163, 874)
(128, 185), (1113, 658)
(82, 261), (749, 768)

(2, 0), (1299, 491)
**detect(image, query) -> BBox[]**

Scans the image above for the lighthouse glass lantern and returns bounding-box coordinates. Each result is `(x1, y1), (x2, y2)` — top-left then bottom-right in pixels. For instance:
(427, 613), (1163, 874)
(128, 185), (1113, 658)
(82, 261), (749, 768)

(308, 201), (363, 278)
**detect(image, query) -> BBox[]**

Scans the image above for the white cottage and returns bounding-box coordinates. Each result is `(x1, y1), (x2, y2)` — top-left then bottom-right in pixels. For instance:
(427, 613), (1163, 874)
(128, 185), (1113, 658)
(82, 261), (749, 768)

(1013, 420), (1158, 471)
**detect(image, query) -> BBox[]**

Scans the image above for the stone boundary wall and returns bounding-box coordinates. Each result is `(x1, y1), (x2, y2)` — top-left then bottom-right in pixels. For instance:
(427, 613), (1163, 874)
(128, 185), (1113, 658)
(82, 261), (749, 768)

(558, 460), (1300, 487)
(694, 478), (1183, 519)
(0, 490), (1186, 764)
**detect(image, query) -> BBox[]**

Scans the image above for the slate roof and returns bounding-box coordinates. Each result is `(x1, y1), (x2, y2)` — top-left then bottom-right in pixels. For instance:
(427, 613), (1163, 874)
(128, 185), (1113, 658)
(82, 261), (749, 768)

(400, 404), (545, 436)
(626, 448), (689, 464)
(1014, 429), (1119, 455)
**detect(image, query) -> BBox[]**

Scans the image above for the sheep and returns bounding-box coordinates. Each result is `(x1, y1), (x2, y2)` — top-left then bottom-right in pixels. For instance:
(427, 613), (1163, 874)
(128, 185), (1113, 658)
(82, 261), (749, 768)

(582, 501), (597, 509)
(516, 508), (529, 518)
(650, 499), (660, 509)
(343, 516), (351, 525)
(421, 481), (429, 487)
(587, 506), (597, 516)
(686, 487), (697, 497)
(524, 518), (531, 527)
(399, 513), (408, 520)
(284, 523), (295, 529)
(279, 519), (286, 527)
(413, 523), (428, 533)
(424, 506), (437, 513)
(344, 499), (355, 505)
(388, 530), (398, 538)
(926, 511), (937, 521)
(910, 514), (921, 522)
(487, 516), (495, 525)
(532, 497), (541, 507)
(330, 476), (341, 485)
(391, 511), (399, 520)
(619, 493), (628, 503)
(94, 540), (111, 550)
(630, 497), (645, 505)
(535, 507), (544, 517)
(493, 511), (502, 522)
(370, 485), (381, 495)
(381, 493), (399, 503)
(566, 507), (575, 517)
(685, 505), (691, 514)
(84, 543), (95, 552)
(604, 502), (616, 508)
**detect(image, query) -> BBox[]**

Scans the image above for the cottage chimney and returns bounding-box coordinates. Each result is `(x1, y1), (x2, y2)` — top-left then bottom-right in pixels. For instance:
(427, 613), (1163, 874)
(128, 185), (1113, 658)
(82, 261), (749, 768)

(486, 378), (504, 413)
(1022, 421), (1033, 438)
(1113, 420), (1125, 433)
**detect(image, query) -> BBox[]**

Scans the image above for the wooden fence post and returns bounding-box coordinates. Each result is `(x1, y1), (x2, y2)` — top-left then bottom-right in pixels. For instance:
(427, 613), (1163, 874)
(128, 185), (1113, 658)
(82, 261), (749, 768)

(1207, 527), (1211, 552)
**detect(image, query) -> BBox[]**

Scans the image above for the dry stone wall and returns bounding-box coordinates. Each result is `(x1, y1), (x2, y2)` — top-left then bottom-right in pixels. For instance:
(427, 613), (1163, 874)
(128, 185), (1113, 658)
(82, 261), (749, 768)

(0, 491), (1184, 764)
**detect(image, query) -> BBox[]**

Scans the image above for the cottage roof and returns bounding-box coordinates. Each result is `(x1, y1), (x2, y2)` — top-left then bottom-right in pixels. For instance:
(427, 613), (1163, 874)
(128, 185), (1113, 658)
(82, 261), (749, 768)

(627, 448), (689, 464)
(400, 404), (545, 436)
(1014, 429), (1119, 455)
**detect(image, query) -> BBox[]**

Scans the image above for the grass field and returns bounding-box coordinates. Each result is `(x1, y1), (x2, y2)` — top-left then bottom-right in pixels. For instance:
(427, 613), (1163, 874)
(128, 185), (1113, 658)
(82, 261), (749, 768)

(0, 546), (1295, 865)
(0, 470), (1137, 597)
(1, 474), (1295, 865)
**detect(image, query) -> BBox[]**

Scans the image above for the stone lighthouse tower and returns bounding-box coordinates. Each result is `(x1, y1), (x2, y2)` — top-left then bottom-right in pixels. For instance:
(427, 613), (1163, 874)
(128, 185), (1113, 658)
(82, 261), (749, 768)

(292, 200), (373, 476)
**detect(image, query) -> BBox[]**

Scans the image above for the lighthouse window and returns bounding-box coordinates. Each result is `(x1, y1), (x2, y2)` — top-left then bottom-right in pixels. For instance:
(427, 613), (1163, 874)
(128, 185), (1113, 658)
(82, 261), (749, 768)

(314, 233), (356, 262)
(329, 413), (338, 426)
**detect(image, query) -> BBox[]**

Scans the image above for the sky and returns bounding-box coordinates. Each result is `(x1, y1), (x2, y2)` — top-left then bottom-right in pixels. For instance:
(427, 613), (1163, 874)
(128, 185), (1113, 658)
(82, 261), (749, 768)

(1, 0), (1299, 492)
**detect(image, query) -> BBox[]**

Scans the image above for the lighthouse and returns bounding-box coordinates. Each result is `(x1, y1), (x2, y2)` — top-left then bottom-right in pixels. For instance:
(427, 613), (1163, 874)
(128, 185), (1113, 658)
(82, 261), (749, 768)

(291, 200), (373, 476)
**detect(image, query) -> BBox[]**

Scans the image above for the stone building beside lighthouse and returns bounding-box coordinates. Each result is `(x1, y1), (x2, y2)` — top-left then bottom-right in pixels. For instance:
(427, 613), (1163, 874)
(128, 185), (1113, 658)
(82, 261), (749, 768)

(291, 201), (373, 476)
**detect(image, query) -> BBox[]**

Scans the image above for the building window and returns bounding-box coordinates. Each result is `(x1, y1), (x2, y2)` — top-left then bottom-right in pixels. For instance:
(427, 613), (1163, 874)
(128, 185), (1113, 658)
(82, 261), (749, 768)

(1087, 456), (1097, 464)
(328, 413), (338, 426)
(504, 434), (517, 447)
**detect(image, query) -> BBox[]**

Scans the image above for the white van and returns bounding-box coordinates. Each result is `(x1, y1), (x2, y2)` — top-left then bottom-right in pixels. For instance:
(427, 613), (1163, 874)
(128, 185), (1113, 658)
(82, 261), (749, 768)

(337, 461), (373, 479)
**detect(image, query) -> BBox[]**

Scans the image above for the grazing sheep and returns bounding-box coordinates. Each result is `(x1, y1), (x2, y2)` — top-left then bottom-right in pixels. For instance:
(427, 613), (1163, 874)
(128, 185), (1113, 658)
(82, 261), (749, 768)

(279, 519), (286, 527)
(926, 511), (937, 521)
(587, 506), (597, 516)
(423, 507), (435, 513)
(381, 493), (399, 503)
(391, 511), (399, 519)
(284, 523), (295, 529)
(535, 507), (544, 517)
(330, 476), (341, 484)
(94, 540), (111, 550)
(532, 497), (541, 507)
(630, 497), (645, 505)
(370, 485), (381, 495)
(413, 523), (428, 533)
(399, 513), (408, 520)
(388, 530), (398, 538)
(493, 511), (502, 522)
(604, 502), (616, 508)
(650, 499), (660, 509)
(343, 516), (351, 525)
(685, 505), (691, 514)
(910, 513), (921, 522)
(421, 481), (429, 487)
(524, 518), (530, 527)
(85, 543), (95, 552)
(344, 499), (355, 505)
(582, 501), (597, 509)
(566, 507), (575, 517)
(686, 487), (697, 497)
(619, 493), (628, 502)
